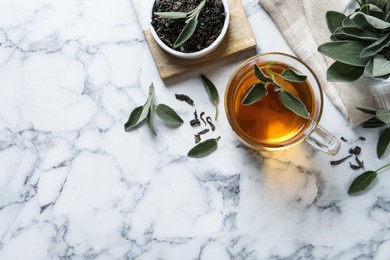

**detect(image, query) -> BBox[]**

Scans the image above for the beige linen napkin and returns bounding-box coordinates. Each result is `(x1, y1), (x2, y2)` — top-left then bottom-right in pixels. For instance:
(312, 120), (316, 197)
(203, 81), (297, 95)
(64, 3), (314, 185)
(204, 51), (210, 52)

(259, 0), (390, 127)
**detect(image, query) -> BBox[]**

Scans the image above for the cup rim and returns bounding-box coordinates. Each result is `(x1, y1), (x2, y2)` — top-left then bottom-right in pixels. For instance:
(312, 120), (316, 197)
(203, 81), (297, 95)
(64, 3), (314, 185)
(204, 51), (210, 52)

(149, 0), (230, 59)
(225, 52), (324, 151)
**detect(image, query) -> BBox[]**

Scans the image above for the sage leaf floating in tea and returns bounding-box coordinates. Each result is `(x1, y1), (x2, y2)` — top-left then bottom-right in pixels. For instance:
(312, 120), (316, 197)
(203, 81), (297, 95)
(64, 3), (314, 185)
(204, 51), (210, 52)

(200, 74), (220, 120)
(281, 68), (307, 82)
(156, 104), (184, 126)
(278, 90), (310, 119)
(241, 83), (267, 106)
(188, 136), (221, 158)
(241, 64), (310, 120)
(124, 83), (183, 135)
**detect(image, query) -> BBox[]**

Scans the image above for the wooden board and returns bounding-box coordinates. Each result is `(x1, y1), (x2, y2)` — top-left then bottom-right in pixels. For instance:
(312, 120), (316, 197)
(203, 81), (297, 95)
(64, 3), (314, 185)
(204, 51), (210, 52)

(131, 0), (257, 80)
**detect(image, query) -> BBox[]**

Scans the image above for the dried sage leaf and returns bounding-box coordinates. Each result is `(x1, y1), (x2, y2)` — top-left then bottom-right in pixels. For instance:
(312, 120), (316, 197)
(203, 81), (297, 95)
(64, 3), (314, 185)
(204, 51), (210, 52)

(278, 90), (310, 119)
(348, 170), (377, 195)
(188, 136), (221, 158)
(362, 117), (386, 128)
(200, 74), (219, 120)
(327, 61), (364, 82)
(154, 12), (188, 19)
(155, 103), (184, 126)
(124, 106), (143, 131)
(241, 82), (267, 106)
(281, 68), (307, 82)
(174, 18), (198, 49)
(377, 127), (390, 159)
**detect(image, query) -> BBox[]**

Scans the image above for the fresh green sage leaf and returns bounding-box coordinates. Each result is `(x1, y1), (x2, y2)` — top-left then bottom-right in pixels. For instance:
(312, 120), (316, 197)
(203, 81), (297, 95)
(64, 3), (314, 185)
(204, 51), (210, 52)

(254, 64), (273, 83)
(365, 0), (387, 9)
(241, 83), (267, 106)
(360, 4), (384, 19)
(362, 117), (386, 128)
(278, 90), (310, 119)
(376, 110), (390, 123)
(356, 106), (378, 115)
(351, 11), (390, 30)
(154, 12), (188, 19)
(281, 68), (307, 82)
(360, 34), (390, 58)
(377, 127), (390, 158)
(147, 104), (157, 136)
(155, 103), (184, 126)
(124, 106), (143, 131)
(327, 61), (364, 82)
(200, 74), (220, 120)
(332, 26), (379, 42)
(372, 55), (390, 76)
(188, 136), (221, 158)
(173, 18), (198, 49)
(348, 170), (377, 195)
(318, 41), (370, 67)
(363, 59), (375, 78)
(326, 11), (347, 33)
(342, 16), (356, 27)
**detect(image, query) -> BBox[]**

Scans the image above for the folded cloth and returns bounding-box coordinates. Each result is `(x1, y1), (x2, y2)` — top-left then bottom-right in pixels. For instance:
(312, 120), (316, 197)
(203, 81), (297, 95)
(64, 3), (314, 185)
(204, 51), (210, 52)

(259, 0), (390, 127)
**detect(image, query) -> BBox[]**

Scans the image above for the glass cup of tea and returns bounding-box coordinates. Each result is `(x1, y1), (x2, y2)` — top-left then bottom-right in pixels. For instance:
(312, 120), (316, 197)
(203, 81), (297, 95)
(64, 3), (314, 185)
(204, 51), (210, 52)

(225, 52), (341, 155)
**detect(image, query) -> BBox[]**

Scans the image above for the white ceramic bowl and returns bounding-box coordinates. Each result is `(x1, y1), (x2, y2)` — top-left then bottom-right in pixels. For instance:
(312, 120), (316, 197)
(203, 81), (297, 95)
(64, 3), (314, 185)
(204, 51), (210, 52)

(149, 0), (230, 59)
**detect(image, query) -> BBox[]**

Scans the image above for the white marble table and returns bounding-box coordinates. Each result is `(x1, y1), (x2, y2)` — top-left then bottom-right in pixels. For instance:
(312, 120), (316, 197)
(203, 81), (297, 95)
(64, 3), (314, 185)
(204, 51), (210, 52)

(1, 0), (390, 259)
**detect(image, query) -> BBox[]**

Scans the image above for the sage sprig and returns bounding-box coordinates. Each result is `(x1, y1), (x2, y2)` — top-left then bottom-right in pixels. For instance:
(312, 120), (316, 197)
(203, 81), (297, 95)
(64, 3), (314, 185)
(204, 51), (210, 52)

(357, 106), (390, 158)
(154, 0), (206, 49)
(200, 74), (219, 120)
(241, 64), (310, 119)
(318, 0), (390, 82)
(348, 163), (390, 195)
(124, 83), (183, 135)
(188, 136), (221, 158)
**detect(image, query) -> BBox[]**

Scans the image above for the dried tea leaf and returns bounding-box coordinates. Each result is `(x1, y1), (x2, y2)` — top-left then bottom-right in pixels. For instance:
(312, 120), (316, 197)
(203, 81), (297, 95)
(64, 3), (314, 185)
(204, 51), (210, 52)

(326, 11), (346, 33)
(254, 64), (273, 83)
(281, 68), (307, 82)
(348, 170), (377, 195)
(173, 18), (198, 49)
(278, 90), (310, 119)
(318, 41), (371, 67)
(241, 83), (267, 106)
(377, 127), (390, 158)
(124, 106), (143, 131)
(155, 103), (184, 126)
(200, 74), (219, 120)
(327, 61), (364, 82)
(188, 136), (221, 158)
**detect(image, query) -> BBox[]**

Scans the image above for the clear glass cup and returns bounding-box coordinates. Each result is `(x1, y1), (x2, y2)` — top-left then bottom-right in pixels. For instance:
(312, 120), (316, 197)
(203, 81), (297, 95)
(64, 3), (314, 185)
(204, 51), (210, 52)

(225, 52), (341, 155)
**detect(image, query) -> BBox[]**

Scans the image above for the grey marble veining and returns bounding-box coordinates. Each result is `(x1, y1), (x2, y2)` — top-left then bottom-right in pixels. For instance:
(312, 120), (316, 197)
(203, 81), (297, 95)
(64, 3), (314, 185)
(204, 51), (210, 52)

(1, 0), (390, 259)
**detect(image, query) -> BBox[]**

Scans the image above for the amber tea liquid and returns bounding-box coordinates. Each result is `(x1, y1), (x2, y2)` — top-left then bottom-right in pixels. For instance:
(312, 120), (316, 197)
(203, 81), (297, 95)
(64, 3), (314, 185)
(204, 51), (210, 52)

(227, 62), (315, 148)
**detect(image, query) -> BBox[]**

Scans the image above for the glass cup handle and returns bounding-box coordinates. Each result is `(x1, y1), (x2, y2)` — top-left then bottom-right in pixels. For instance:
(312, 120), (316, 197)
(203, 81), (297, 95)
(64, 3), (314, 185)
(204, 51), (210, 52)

(305, 124), (341, 155)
